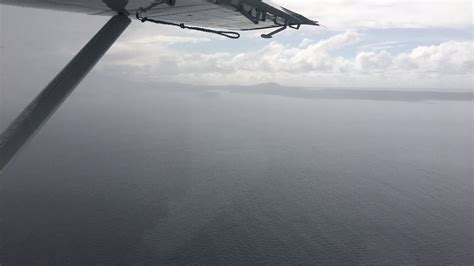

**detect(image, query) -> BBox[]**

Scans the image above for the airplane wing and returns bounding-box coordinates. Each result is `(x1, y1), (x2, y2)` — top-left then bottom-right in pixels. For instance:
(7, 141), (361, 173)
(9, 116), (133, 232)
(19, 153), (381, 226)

(0, 0), (318, 31)
(0, 0), (318, 172)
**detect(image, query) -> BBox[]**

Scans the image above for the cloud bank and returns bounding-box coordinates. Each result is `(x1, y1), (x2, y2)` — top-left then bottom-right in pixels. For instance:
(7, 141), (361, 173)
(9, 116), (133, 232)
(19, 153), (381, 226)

(95, 0), (474, 90)
(101, 30), (473, 90)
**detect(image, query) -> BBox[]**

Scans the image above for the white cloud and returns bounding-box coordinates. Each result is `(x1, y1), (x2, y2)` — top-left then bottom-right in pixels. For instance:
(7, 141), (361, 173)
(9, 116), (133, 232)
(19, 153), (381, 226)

(100, 31), (474, 90)
(100, 0), (472, 90)
(270, 0), (473, 29)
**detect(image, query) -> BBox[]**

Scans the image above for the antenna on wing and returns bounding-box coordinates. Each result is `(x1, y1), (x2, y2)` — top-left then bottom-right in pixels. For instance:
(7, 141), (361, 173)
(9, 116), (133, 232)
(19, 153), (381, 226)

(261, 26), (288, 39)
(261, 21), (319, 39)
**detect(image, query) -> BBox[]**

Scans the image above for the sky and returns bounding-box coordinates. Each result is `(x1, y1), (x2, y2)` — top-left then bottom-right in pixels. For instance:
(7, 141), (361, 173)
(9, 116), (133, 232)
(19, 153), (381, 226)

(0, 0), (473, 90)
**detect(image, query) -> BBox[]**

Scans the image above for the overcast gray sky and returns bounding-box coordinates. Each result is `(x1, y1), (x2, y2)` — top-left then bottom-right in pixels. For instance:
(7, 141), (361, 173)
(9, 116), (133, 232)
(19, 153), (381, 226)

(0, 1), (473, 90)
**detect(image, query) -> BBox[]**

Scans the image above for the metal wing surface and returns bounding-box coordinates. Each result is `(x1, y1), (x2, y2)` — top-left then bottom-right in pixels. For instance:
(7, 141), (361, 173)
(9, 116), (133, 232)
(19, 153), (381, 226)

(0, 0), (318, 30)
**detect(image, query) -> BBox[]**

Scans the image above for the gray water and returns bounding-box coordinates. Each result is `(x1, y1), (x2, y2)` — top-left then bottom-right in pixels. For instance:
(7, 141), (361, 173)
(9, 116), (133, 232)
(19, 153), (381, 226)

(1, 77), (473, 264)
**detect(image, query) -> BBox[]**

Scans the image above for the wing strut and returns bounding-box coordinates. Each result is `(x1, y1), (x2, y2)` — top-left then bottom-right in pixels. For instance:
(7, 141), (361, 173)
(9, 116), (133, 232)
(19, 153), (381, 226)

(0, 14), (131, 173)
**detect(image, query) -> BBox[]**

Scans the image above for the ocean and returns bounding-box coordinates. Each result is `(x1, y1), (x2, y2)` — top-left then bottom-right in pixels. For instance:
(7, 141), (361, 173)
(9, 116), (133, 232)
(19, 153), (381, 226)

(1, 78), (472, 264)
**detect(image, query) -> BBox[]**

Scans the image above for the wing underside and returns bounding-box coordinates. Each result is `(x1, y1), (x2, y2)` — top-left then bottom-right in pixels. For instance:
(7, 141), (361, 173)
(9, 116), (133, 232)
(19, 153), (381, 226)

(0, 0), (318, 30)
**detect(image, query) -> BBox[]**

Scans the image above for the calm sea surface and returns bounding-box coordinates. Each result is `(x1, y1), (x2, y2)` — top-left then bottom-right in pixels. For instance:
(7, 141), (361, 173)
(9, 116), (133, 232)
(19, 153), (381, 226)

(1, 81), (472, 264)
